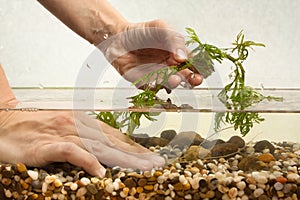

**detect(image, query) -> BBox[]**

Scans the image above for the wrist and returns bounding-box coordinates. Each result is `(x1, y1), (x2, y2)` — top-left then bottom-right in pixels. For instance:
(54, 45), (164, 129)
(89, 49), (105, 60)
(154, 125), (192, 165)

(91, 20), (129, 45)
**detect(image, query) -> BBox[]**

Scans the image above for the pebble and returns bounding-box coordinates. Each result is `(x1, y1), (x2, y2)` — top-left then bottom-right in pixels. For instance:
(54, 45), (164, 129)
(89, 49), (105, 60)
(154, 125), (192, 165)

(16, 163), (27, 173)
(254, 140), (275, 154)
(274, 182), (284, 190)
(27, 170), (39, 180)
(227, 135), (245, 148)
(258, 153), (276, 163)
(236, 181), (246, 190)
(80, 177), (91, 186)
(0, 139), (300, 199)
(228, 187), (238, 198)
(253, 188), (264, 198)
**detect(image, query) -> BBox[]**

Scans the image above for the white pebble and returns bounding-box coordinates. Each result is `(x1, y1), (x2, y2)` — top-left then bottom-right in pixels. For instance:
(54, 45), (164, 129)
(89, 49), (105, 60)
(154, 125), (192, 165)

(184, 170), (192, 177)
(76, 187), (87, 197)
(197, 159), (203, 166)
(274, 182), (284, 190)
(288, 166), (298, 173)
(252, 172), (268, 184)
(113, 181), (119, 190)
(70, 183), (78, 191)
(175, 163), (181, 169)
(236, 181), (246, 190)
(248, 184), (256, 190)
(184, 194), (192, 199)
(80, 177), (91, 186)
(262, 148), (270, 153)
(157, 175), (165, 184)
(241, 195), (249, 200)
(168, 184), (174, 191)
(287, 173), (299, 181)
(91, 177), (100, 184)
(54, 179), (63, 187)
(27, 170), (39, 180)
(5, 189), (12, 198)
(42, 182), (48, 193)
(238, 190), (244, 197)
(170, 190), (176, 198)
(119, 191), (127, 198)
(228, 187), (238, 198)
(105, 183), (114, 193)
(179, 175), (188, 185)
(45, 175), (57, 184)
(253, 188), (264, 198)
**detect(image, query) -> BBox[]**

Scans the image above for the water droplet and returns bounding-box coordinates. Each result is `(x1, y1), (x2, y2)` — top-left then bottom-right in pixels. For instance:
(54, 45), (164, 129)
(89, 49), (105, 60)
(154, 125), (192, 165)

(38, 83), (44, 89)
(105, 49), (110, 57)
(103, 33), (108, 40)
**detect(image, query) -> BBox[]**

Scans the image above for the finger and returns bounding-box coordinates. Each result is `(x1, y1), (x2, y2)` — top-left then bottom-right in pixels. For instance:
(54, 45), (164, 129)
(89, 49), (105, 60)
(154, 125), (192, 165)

(82, 138), (165, 170)
(75, 114), (153, 154)
(177, 69), (203, 87)
(38, 142), (106, 177)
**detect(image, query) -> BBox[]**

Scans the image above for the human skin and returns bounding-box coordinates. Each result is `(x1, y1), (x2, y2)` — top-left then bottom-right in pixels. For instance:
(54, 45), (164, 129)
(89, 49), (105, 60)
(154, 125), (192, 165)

(37, 0), (203, 88)
(0, 64), (165, 177)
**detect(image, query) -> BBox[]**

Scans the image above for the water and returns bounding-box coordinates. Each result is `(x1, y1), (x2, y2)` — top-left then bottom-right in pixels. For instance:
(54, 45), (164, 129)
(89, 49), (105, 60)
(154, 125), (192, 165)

(5, 87), (300, 142)
(1, 88), (300, 199)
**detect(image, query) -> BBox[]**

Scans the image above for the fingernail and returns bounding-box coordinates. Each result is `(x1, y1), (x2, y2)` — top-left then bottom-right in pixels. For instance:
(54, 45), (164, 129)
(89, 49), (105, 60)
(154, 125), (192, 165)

(176, 49), (187, 60)
(97, 167), (106, 178)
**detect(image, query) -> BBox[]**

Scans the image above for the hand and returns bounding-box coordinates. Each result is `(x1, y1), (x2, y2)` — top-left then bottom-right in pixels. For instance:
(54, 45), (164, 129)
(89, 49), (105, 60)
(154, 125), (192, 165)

(98, 20), (203, 90)
(0, 110), (165, 177)
(0, 65), (165, 177)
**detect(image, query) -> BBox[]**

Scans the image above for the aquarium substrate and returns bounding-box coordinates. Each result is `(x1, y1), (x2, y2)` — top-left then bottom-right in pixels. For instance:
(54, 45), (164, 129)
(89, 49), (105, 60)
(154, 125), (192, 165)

(1, 130), (300, 200)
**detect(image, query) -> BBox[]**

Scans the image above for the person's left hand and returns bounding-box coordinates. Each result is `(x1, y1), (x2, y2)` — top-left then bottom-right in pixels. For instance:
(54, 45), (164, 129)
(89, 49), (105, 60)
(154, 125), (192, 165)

(0, 65), (165, 177)
(98, 20), (203, 91)
(0, 110), (165, 177)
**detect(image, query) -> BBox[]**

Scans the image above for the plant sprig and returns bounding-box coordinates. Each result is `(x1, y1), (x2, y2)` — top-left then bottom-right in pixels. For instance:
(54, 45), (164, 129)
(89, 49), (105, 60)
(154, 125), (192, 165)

(97, 28), (282, 136)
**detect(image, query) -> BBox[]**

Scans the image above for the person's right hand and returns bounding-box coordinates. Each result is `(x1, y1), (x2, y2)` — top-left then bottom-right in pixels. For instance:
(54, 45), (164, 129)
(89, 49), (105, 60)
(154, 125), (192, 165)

(98, 20), (203, 91)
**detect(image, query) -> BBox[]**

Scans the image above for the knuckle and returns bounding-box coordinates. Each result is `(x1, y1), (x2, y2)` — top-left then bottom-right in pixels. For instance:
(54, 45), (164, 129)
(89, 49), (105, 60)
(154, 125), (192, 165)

(58, 142), (77, 157)
(52, 113), (74, 126)
(81, 156), (97, 169)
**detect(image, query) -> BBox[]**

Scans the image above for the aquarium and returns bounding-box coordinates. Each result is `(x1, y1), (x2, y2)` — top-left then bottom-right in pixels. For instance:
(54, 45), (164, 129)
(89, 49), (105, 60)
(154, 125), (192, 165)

(0, 87), (299, 199)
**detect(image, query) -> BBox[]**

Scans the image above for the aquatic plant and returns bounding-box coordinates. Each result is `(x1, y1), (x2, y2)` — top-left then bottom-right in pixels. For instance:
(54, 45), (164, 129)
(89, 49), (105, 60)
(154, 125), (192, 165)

(96, 28), (282, 136)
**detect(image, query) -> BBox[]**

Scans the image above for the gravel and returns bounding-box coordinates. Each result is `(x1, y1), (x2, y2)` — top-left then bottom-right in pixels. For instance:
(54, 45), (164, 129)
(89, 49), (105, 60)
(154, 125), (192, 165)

(1, 133), (300, 200)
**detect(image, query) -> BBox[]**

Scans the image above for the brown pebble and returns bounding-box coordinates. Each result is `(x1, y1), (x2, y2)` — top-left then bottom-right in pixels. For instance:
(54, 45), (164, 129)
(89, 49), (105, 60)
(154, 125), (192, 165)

(136, 187), (144, 194)
(254, 140), (275, 154)
(138, 178), (147, 187)
(87, 184), (98, 195)
(238, 155), (264, 172)
(258, 153), (276, 163)
(1, 178), (12, 186)
(144, 185), (154, 191)
(124, 177), (137, 188)
(183, 146), (209, 161)
(227, 135), (245, 148)
(276, 177), (288, 184)
(211, 143), (239, 157)
(2, 170), (13, 178)
(20, 179), (29, 190)
(16, 163), (27, 173)
(160, 129), (177, 141)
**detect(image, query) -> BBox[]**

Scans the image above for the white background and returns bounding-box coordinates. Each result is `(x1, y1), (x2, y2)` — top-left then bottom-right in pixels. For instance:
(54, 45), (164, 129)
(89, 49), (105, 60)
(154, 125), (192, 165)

(0, 0), (299, 88)
(1, 1), (300, 142)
